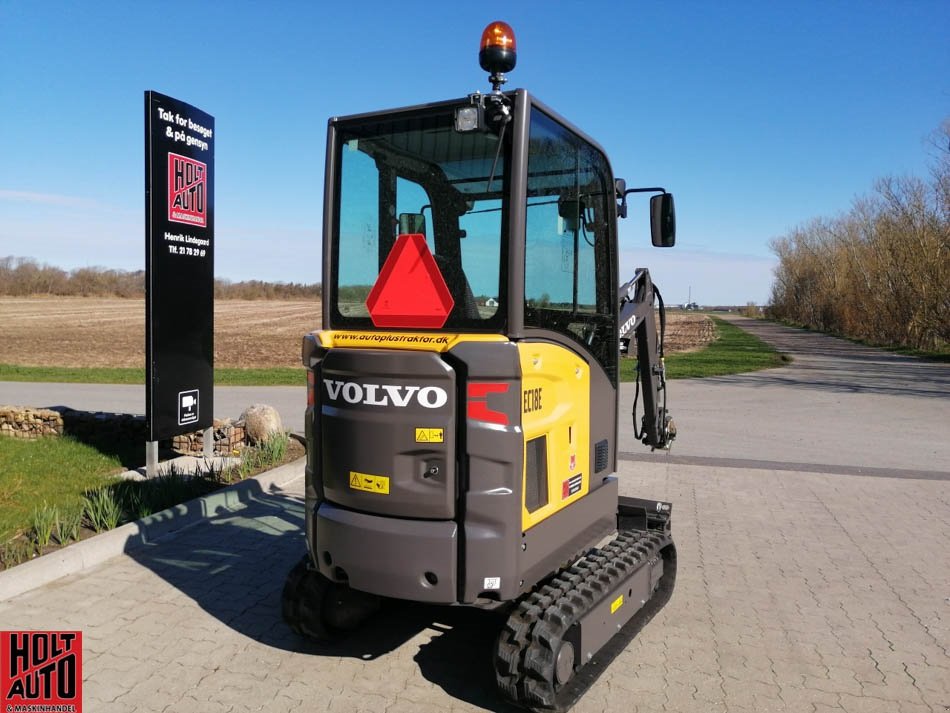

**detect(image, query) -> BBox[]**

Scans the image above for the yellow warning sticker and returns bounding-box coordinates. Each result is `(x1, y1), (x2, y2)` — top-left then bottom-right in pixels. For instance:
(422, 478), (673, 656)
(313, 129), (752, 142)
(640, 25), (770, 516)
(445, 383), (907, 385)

(610, 594), (624, 614)
(349, 471), (390, 494)
(414, 428), (444, 443)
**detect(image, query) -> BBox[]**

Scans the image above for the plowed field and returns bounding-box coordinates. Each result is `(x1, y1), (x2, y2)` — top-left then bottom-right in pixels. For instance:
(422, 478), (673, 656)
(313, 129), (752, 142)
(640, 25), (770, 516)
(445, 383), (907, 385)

(0, 298), (713, 368)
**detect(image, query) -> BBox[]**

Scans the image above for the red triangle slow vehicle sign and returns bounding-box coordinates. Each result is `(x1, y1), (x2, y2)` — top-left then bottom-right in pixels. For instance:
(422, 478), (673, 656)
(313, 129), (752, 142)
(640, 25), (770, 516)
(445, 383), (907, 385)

(365, 234), (455, 328)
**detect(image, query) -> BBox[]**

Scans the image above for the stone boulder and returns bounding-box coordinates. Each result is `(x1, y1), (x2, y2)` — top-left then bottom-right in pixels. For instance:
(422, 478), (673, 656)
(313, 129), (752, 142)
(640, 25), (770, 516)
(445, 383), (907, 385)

(240, 404), (284, 445)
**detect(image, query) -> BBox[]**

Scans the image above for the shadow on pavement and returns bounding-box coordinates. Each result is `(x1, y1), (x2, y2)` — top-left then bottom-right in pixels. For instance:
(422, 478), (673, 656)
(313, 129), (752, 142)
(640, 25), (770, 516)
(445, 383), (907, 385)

(705, 358), (950, 399)
(126, 478), (519, 712)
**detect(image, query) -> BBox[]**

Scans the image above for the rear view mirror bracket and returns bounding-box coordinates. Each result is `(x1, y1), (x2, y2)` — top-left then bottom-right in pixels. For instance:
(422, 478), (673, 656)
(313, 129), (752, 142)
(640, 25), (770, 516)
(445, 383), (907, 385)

(616, 186), (675, 247)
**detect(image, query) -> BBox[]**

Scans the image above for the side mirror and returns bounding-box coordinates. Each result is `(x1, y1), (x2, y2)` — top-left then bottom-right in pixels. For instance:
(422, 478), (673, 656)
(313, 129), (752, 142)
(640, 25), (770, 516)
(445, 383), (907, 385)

(398, 212), (426, 236)
(650, 193), (675, 247)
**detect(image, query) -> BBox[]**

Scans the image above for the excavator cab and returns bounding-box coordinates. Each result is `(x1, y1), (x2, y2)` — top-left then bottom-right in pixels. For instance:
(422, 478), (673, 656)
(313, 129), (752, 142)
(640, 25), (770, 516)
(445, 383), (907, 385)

(285, 21), (677, 711)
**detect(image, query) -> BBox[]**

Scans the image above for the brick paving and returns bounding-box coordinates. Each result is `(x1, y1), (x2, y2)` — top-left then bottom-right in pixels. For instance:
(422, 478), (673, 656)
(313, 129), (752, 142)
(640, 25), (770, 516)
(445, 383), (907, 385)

(615, 462), (950, 713)
(2, 459), (948, 712)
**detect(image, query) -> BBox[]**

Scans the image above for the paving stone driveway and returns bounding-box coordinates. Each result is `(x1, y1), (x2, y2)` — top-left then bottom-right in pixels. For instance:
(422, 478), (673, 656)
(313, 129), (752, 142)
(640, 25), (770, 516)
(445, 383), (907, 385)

(2, 460), (948, 713)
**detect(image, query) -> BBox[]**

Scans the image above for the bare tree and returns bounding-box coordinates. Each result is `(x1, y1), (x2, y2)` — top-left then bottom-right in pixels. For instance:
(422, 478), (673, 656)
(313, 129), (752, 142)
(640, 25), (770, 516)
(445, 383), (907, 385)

(769, 120), (950, 351)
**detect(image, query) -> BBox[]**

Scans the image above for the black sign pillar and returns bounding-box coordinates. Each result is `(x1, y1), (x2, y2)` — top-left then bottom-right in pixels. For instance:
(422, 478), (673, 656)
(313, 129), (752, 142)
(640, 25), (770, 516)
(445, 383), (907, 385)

(145, 91), (215, 472)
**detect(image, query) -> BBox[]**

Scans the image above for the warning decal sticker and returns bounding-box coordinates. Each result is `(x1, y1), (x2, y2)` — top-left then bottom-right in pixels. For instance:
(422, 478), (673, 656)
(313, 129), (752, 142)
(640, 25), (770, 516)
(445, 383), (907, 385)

(562, 473), (583, 499)
(349, 471), (390, 494)
(414, 428), (444, 443)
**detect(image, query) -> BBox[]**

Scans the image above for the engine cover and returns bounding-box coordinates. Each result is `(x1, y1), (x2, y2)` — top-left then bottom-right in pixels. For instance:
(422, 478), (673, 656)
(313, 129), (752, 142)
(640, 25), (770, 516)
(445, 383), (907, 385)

(319, 348), (457, 519)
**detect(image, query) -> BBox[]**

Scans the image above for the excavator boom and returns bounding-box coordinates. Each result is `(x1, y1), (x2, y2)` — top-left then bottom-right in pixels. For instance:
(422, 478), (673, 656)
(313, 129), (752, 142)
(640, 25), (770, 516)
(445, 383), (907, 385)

(619, 268), (676, 450)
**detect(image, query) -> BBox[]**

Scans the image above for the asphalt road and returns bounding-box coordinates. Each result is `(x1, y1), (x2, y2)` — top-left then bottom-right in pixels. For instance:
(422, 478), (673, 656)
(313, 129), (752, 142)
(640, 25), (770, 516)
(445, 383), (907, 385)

(2, 318), (949, 712)
(621, 315), (950, 475)
(0, 382), (308, 433)
(3, 316), (946, 475)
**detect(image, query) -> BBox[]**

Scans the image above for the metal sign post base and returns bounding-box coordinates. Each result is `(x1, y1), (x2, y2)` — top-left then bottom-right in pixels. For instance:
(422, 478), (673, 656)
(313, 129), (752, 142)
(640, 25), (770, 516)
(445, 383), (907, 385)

(203, 426), (214, 458)
(146, 440), (159, 478)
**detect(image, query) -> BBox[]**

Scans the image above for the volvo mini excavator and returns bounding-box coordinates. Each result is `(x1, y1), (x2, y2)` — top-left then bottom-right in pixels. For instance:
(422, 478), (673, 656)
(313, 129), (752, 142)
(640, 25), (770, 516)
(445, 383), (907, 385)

(282, 21), (678, 711)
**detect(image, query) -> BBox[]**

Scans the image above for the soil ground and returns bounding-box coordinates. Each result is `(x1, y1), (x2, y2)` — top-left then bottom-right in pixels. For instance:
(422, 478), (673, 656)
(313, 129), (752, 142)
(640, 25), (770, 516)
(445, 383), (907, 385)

(0, 297), (320, 368)
(0, 297), (714, 367)
(661, 310), (715, 353)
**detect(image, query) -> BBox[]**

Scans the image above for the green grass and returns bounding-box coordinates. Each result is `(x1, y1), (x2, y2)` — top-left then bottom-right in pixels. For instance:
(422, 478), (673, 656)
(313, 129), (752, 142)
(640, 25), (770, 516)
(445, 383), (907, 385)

(30, 503), (56, 547)
(216, 368), (306, 385)
(620, 316), (787, 381)
(0, 436), (123, 542)
(1, 431), (298, 567)
(886, 346), (950, 363)
(0, 364), (306, 385)
(227, 432), (291, 482)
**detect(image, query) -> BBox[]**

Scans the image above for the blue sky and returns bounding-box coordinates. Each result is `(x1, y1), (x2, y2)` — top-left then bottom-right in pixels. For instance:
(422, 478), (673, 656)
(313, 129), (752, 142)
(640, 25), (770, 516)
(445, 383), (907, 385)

(1, 1), (947, 306)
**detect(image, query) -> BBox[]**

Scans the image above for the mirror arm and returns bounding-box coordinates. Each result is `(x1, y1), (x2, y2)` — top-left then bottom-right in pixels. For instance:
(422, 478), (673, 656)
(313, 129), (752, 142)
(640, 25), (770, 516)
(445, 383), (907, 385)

(617, 186), (668, 220)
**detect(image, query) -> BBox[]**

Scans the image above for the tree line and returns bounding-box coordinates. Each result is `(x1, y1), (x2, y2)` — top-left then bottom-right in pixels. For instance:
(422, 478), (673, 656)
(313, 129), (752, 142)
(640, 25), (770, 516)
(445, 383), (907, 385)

(0, 257), (322, 300)
(768, 122), (949, 351)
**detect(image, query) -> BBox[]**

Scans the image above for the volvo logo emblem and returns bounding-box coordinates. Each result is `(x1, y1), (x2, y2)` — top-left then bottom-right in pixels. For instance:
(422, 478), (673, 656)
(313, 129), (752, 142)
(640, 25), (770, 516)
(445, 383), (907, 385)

(323, 379), (449, 409)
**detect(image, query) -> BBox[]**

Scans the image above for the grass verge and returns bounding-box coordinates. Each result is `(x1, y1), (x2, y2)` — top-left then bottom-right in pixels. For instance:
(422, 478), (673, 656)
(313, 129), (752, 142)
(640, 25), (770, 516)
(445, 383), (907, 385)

(0, 436), (122, 543)
(620, 316), (787, 381)
(886, 346), (950, 363)
(0, 432), (300, 570)
(0, 365), (306, 385)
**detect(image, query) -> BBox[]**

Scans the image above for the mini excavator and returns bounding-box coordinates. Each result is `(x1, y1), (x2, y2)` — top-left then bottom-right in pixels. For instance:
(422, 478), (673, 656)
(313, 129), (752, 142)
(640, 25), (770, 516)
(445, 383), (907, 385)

(283, 21), (678, 710)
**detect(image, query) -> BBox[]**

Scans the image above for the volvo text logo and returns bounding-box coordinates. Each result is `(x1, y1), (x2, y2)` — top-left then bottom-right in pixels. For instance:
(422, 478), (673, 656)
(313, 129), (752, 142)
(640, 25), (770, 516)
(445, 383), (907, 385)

(323, 379), (449, 409)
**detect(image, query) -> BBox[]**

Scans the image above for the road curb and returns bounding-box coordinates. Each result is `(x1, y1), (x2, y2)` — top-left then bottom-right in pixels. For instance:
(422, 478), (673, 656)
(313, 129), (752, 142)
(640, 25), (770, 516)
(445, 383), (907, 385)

(0, 457), (306, 602)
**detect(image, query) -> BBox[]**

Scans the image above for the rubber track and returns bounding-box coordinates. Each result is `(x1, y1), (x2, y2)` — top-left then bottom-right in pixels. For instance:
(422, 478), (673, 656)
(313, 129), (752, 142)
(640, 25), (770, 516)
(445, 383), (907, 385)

(282, 555), (336, 641)
(495, 529), (674, 711)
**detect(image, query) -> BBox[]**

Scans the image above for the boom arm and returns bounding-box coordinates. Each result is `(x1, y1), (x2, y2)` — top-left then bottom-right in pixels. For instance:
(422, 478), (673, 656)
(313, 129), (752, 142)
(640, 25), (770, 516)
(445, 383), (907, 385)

(619, 268), (676, 450)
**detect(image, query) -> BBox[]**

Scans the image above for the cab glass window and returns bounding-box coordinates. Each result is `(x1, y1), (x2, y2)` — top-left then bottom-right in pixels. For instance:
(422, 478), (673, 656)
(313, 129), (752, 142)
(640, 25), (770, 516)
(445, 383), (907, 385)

(524, 109), (616, 379)
(332, 108), (508, 329)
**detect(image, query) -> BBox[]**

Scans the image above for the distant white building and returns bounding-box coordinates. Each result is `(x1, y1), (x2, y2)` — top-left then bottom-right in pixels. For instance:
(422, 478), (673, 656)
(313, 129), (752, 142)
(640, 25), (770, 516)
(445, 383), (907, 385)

(485, 297), (499, 307)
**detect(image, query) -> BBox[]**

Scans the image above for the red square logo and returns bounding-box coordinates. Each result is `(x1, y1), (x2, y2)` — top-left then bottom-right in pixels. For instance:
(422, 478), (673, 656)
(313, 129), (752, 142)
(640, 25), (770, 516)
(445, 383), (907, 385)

(1, 631), (82, 712)
(167, 153), (207, 227)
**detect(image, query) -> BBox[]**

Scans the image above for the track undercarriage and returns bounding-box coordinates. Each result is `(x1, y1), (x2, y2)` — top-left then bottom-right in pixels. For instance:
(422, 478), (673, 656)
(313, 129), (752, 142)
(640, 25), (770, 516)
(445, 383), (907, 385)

(282, 497), (675, 711)
(494, 497), (675, 710)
